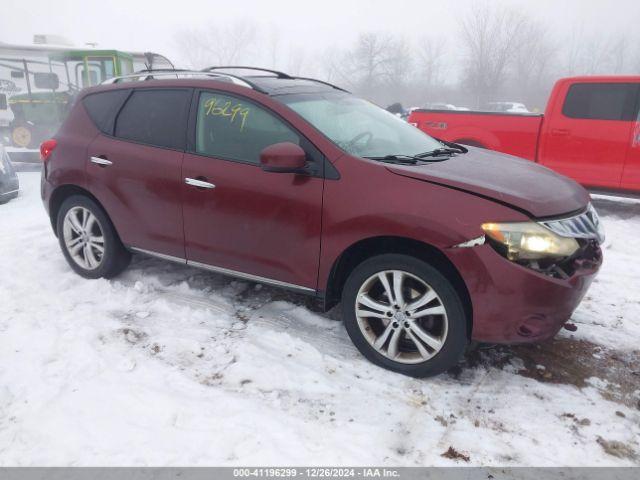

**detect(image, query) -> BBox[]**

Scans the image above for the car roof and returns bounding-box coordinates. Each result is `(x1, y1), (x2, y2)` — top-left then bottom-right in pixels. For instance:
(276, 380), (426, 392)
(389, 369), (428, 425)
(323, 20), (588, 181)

(94, 68), (348, 97)
(244, 76), (342, 95)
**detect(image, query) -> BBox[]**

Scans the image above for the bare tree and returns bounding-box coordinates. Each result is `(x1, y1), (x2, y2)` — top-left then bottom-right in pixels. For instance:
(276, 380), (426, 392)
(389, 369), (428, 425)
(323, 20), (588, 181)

(287, 47), (307, 76)
(512, 21), (553, 84)
(171, 9), (639, 112)
(632, 42), (640, 73)
(319, 47), (346, 84)
(337, 32), (413, 103)
(610, 36), (628, 74)
(266, 25), (280, 69)
(509, 19), (556, 109)
(416, 36), (447, 88)
(559, 27), (634, 76)
(582, 36), (616, 74)
(382, 36), (412, 88)
(175, 20), (259, 69)
(174, 29), (212, 69)
(459, 2), (529, 107)
(346, 32), (393, 92)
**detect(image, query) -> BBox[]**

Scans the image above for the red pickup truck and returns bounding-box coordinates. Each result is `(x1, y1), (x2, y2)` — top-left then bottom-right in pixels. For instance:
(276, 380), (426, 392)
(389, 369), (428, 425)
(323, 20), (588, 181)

(408, 76), (640, 193)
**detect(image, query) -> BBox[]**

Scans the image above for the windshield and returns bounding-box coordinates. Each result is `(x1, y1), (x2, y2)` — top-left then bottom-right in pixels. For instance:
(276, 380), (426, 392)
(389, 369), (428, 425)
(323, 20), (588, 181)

(280, 92), (442, 158)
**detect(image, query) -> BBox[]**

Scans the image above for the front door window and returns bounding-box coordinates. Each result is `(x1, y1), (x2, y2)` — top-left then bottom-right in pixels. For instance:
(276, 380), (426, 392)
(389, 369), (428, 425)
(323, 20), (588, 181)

(196, 91), (301, 164)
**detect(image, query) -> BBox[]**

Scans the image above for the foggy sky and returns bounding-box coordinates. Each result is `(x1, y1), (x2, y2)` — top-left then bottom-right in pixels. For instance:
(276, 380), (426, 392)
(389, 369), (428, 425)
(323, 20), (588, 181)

(2, 0), (639, 70)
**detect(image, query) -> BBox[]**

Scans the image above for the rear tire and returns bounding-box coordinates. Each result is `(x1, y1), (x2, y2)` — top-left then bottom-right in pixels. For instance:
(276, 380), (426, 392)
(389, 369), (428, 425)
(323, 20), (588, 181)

(56, 195), (131, 279)
(342, 254), (468, 377)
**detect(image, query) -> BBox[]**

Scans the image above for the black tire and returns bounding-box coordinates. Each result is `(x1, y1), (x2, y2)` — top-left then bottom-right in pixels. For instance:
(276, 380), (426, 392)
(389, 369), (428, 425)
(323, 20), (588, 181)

(342, 254), (468, 377)
(56, 195), (131, 279)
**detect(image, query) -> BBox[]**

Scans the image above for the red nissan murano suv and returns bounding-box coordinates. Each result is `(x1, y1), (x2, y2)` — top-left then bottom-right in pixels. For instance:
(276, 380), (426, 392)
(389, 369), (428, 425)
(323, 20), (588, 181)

(40, 67), (604, 377)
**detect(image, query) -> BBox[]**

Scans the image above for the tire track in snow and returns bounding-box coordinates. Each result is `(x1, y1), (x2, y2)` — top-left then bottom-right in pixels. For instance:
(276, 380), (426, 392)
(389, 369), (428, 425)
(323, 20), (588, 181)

(430, 367), (493, 463)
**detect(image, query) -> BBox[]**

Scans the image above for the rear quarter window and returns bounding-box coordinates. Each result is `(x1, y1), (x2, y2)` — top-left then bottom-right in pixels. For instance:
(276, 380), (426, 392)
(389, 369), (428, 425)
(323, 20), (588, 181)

(562, 83), (639, 121)
(115, 89), (192, 150)
(82, 90), (130, 134)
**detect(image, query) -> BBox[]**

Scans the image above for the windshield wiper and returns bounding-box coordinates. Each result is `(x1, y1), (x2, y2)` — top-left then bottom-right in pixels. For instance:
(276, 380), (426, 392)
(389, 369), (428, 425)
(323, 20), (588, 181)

(416, 141), (469, 158)
(364, 153), (452, 164)
(364, 153), (453, 164)
(416, 147), (466, 158)
(363, 154), (419, 165)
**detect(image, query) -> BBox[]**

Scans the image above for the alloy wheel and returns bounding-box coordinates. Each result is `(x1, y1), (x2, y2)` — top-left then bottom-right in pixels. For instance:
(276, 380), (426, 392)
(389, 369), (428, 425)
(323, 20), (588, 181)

(355, 270), (448, 364)
(62, 206), (105, 270)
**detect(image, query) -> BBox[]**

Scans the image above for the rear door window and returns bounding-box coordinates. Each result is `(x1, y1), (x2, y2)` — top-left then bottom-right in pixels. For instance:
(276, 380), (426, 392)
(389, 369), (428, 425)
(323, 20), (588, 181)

(115, 89), (192, 150)
(562, 83), (640, 121)
(194, 91), (302, 164)
(83, 89), (130, 134)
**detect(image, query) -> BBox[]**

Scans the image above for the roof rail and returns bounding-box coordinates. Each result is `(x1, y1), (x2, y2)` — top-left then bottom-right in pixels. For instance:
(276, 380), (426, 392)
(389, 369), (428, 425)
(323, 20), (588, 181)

(202, 66), (293, 79)
(102, 68), (349, 95)
(202, 66), (348, 92)
(132, 68), (192, 74)
(101, 69), (268, 93)
(292, 76), (349, 93)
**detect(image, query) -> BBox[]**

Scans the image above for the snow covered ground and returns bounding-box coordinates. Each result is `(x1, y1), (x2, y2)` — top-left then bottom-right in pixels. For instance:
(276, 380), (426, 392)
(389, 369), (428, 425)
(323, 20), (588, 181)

(0, 172), (639, 466)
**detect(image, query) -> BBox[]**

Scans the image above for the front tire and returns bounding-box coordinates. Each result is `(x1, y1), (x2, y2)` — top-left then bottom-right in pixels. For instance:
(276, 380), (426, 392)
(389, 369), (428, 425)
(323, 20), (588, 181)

(342, 254), (468, 377)
(56, 195), (131, 279)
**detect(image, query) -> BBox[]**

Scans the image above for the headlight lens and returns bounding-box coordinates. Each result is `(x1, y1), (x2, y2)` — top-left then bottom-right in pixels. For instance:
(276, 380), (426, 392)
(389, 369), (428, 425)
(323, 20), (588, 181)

(482, 221), (579, 261)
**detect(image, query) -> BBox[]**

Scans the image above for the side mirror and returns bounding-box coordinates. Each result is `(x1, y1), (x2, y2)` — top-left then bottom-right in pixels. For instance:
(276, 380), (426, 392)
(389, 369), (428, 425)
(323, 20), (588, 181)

(260, 142), (307, 174)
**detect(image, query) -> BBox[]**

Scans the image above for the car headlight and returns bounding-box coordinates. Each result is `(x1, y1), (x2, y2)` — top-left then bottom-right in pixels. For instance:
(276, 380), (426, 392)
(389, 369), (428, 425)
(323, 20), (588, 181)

(481, 221), (579, 261)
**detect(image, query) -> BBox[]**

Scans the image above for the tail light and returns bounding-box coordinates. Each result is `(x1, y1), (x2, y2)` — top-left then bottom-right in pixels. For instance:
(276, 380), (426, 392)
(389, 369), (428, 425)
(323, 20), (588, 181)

(40, 139), (57, 162)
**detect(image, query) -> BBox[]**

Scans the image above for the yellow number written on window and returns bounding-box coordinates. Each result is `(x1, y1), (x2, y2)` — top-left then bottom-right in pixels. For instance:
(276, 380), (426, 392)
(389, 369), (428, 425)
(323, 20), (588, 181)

(204, 97), (250, 131)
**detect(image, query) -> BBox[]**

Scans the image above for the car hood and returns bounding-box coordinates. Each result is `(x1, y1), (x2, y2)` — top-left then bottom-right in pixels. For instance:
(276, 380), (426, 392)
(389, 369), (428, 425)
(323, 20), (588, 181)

(385, 147), (590, 218)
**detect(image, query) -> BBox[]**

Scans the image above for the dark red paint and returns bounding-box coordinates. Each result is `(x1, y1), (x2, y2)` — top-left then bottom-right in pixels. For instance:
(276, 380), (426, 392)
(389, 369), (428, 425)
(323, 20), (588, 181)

(42, 77), (601, 344)
(182, 150), (323, 288)
(260, 142), (307, 172)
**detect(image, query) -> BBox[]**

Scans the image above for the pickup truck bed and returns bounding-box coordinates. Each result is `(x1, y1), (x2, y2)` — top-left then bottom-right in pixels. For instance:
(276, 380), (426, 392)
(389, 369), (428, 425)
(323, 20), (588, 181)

(409, 110), (543, 161)
(408, 76), (640, 194)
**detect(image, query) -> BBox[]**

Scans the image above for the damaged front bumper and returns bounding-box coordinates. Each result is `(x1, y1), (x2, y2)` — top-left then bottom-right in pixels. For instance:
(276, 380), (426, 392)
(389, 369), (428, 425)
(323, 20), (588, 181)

(447, 236), (602, 344)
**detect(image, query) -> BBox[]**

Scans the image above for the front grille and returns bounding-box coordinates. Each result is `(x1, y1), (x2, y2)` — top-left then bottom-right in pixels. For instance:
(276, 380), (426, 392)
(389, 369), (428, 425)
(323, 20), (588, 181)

(540, 204), (605, 244)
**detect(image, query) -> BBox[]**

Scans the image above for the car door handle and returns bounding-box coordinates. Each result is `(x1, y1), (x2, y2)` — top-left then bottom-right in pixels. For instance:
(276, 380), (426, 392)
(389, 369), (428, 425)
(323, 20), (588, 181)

(90, 156), (113, 166)
(185, 177), (216, 189)
(550, 128), (570, 137)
